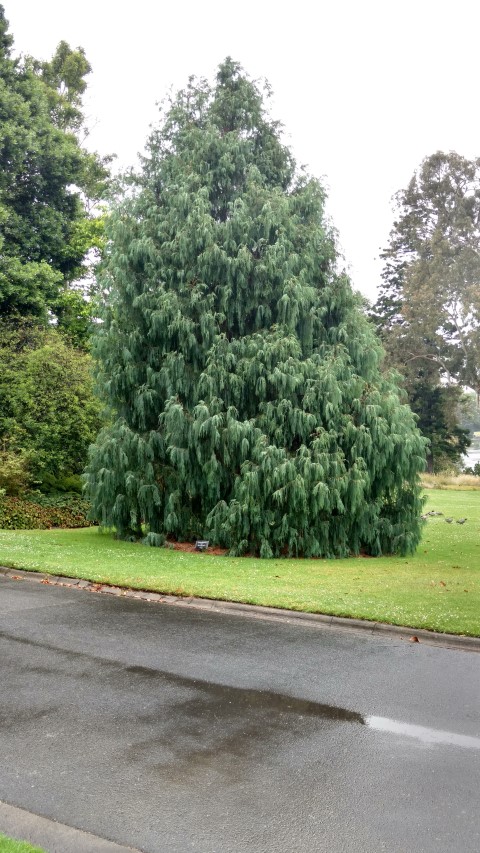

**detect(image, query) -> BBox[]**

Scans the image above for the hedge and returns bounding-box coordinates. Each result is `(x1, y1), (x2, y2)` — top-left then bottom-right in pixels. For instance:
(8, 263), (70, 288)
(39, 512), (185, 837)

(0, 496), (92, 530)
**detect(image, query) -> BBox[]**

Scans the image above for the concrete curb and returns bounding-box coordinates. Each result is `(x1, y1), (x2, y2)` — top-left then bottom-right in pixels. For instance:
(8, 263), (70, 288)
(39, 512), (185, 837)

(0, 800), (140, 853)
(1, 565), (479, 652)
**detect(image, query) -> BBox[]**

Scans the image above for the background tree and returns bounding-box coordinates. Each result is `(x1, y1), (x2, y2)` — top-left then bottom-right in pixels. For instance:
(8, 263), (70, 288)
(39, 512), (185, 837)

(0, 6), (109, 493)
(85, 59), (426, 558)
(372, 151), (480, 471)
(35, 39), (92, 134)
(459, 391), (480, 435)
(0, 5), (110, 337)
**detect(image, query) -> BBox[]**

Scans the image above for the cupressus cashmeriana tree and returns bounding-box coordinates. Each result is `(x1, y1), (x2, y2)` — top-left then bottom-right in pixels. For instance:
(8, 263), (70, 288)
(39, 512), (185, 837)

(85, 59), (426, 557)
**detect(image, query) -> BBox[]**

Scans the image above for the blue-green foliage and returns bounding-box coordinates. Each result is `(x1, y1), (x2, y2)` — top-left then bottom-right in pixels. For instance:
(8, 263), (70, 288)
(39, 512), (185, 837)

(85, 59), (426, 557)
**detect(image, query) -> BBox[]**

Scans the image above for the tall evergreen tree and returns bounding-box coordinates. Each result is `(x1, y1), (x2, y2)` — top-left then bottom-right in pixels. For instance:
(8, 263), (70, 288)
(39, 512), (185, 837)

(86, 60), (426, 557)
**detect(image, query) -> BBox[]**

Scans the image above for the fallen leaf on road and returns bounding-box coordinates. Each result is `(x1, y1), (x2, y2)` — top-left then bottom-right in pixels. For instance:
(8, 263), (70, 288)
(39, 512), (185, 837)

(409, 636), (419, 643)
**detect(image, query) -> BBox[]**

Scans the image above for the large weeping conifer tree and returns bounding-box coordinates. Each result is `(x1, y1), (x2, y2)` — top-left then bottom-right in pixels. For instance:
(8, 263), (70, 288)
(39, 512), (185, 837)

(85, 59), (426, 557)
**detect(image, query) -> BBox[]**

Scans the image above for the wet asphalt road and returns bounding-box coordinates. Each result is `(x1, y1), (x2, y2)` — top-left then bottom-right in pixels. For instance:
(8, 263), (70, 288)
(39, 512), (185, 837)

(0, 575), (479, 853)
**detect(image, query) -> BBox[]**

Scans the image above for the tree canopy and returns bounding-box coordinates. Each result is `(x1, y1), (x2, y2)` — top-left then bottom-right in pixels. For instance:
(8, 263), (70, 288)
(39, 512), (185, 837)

(85, 59), (426, 557)
(0, 6), (110, 339)
(372, 151), (480, 470)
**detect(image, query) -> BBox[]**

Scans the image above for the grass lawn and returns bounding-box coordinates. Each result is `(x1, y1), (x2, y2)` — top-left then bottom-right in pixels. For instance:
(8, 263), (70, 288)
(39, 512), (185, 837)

(0, 489), (479, 636)
(0, 835), (46, 853)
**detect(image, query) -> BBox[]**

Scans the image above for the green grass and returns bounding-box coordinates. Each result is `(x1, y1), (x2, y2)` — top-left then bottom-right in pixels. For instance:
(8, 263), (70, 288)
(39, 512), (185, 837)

(0, 490), (479, 636)
(0, 834), (46, 853)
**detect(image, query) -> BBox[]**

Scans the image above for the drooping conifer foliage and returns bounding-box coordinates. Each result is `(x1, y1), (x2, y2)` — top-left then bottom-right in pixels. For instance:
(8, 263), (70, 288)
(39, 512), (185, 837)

(86, 59), (426, 557)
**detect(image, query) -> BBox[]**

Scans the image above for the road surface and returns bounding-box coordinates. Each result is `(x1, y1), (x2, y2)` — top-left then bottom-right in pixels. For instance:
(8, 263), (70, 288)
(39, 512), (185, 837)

(0, 574), (479, 852)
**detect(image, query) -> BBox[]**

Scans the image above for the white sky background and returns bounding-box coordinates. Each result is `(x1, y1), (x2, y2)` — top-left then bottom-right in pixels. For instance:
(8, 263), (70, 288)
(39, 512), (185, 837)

(7, 0), (480, 301)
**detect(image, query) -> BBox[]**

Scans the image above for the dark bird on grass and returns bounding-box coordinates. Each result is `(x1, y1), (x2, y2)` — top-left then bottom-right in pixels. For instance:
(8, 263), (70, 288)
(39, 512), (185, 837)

(456, 518), (467, 524)
(445, 517), (454, 523)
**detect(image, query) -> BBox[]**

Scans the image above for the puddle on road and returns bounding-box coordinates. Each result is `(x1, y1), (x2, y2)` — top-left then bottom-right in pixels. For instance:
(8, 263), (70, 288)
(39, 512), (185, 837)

(123, 673), (366, 781)
(124, 666), (480, 753)
(125, 664), (364, 723)
(3, 630), (479, 759)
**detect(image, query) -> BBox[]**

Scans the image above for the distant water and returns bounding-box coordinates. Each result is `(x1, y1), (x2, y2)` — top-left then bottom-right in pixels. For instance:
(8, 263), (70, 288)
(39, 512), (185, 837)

(463, 441), (480, 468)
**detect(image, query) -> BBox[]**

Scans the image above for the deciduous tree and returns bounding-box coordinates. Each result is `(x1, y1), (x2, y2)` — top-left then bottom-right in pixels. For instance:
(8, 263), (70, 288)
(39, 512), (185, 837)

(372, 151), (480, 470)
(0, 5), (110, 340)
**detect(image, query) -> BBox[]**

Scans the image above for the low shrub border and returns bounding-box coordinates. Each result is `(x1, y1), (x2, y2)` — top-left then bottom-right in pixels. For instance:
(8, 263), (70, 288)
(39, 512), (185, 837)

(0, 495), (92, 530)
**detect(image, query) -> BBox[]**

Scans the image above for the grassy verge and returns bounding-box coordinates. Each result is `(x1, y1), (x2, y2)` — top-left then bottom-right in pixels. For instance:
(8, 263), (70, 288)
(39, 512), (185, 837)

(0, 834), (46, 853)
(0, 490), (478, 636)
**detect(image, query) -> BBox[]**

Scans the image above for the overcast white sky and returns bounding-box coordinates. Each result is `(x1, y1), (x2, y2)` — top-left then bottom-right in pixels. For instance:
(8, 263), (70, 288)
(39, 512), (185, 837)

(7, 0), (480, 300)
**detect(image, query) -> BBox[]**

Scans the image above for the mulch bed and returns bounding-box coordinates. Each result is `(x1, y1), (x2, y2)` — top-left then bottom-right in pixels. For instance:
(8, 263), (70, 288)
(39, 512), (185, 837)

(166, 540), (228, 556)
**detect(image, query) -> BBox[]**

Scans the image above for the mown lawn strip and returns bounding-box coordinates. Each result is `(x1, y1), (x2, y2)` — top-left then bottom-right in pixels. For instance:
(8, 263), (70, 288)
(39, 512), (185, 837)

(0, 490), (478, 636)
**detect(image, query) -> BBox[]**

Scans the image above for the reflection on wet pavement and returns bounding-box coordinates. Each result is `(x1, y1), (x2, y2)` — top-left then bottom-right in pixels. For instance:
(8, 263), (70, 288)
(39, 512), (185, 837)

(366, 716), (480, 749)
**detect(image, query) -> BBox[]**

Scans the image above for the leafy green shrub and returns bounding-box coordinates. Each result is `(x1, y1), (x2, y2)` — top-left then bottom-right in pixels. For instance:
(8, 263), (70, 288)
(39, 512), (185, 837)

(25, 491), (90, 515)
(39, 473), (84, 494)
(0, 496), (92, 529)
(0, 321), (103, 493)
(0, 450), (32, 495)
